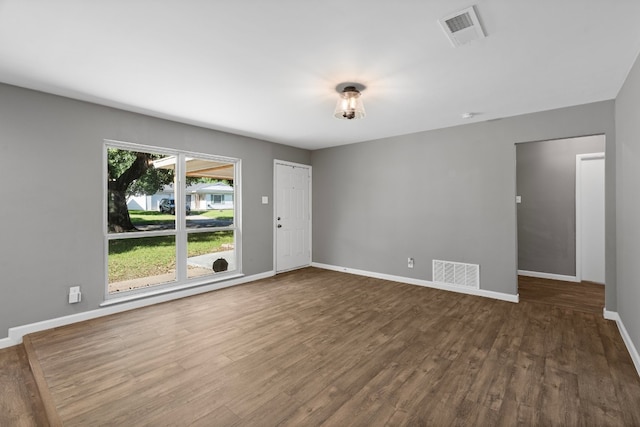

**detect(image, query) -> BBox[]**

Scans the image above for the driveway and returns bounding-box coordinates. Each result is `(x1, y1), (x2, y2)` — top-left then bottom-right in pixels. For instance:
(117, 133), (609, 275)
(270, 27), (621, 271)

(134, 215), (233, 231)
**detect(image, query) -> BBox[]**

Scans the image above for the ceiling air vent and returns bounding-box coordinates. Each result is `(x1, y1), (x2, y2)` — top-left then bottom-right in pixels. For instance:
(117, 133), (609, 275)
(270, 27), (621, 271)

(439, 6), (485, 47)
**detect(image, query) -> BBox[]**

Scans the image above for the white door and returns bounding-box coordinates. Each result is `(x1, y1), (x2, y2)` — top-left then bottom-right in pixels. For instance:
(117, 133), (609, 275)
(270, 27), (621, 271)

(577, 154), (605, 283)
(275, 162), (311, 272)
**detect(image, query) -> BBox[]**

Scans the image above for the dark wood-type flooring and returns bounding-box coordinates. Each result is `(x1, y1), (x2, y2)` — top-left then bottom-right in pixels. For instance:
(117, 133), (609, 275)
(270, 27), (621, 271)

(2, 268), (640, 426)
(518, 275), (605, 314)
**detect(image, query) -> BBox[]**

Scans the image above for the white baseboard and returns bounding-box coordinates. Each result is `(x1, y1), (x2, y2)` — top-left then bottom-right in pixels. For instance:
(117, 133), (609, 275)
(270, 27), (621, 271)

(312, 262), (519, 303)
(518, 270), (579, 282)
(0, 337), (14, 349)
(0, 270), (275, 350)
(603, 308), (640, 379)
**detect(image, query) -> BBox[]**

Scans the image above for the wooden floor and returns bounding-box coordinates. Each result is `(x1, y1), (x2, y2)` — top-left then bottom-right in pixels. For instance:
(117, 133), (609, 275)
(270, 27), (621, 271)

(518, 275), (605, 314)
(0, 345), (48, 426)
(5, 268), (640, 426)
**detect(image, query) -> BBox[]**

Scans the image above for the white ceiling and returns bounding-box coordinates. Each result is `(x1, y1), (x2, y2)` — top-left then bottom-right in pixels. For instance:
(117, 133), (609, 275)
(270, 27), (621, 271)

(1, 1), (639, 150)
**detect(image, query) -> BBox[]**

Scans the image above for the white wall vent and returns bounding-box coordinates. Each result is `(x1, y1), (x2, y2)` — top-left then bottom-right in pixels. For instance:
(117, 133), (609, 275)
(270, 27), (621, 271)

(433, 259), (480, 289)
(439, 6), (485, 47)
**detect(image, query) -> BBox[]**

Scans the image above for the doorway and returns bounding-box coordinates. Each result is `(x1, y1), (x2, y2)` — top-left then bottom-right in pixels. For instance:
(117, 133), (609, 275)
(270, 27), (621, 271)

(576, 153), (605, 283)
(516, 135), (605, 283)
(274, 160), (312, 272)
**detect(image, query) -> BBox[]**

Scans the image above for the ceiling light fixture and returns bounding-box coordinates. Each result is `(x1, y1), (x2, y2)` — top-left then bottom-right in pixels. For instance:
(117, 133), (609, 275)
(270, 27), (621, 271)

(334, 85), (365, 120)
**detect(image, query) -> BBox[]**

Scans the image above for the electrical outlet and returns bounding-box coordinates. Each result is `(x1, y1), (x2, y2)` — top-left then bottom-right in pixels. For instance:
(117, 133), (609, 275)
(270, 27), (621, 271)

(69, 286), (81, 304)
(408, 257), (414, 269)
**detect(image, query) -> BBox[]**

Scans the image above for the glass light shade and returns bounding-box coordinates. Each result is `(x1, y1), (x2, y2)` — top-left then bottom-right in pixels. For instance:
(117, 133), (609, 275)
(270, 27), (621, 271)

(334, 86), (365, 120)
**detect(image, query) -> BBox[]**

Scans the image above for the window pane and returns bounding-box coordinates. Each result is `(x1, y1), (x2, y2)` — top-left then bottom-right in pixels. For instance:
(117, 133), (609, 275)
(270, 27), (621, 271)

(108, 235), (176, 294)
(187, 231), (235, 279)
(107, 148), (176, 233)
(184, 157), (235, 230)
(105, 144), (240, 300)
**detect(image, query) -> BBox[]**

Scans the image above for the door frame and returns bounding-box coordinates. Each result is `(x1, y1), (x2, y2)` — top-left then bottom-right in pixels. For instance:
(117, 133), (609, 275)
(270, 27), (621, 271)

(273, 159), (312, 273)
(575, 152), (605, 283)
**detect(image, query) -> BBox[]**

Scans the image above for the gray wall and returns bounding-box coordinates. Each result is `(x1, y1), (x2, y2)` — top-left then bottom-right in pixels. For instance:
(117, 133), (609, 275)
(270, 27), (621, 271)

(0, 79), (626, 340)
(0, 83), (310, 339)
(615, 52), (640, 359)
(312, 101), (616, 301)
(516, 135), (605, 276)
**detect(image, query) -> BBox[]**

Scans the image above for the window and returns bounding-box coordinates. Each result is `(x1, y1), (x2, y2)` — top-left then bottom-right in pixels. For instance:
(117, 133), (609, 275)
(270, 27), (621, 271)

(105, 141), (240, 298)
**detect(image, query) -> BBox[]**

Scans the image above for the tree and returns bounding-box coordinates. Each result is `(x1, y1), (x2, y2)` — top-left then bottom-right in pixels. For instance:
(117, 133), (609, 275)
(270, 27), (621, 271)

(107, 149), (174, 232)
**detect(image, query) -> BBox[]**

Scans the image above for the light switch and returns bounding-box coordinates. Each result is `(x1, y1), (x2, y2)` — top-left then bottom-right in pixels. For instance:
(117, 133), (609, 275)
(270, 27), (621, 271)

(516, 195), (522, 204)
(261, 196), (269, 204)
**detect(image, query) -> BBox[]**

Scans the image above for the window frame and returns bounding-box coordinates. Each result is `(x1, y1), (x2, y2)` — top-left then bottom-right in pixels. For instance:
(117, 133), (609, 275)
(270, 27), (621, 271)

(103, 139), (242, 301)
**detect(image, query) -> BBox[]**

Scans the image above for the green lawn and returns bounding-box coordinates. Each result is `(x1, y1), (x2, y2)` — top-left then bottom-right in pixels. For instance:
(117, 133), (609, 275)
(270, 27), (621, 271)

(199, 209), (234, 220)
(129, 210), (174, 225)
(109, 231), (234, 283)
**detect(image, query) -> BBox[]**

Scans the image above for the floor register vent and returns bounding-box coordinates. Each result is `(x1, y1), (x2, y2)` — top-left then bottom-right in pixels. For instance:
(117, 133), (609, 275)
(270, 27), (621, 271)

(433, 259), (480, 289)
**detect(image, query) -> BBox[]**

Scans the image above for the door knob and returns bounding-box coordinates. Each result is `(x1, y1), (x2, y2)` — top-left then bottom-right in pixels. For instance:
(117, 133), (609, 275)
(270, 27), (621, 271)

(277, 217), (281, 220)
(277, 224), (282, 228)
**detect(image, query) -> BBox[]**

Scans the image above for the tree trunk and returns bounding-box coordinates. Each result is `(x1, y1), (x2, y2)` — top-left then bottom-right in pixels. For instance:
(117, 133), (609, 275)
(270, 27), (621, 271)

(108, 189), (136, 232)
(107, 152), (152, 232)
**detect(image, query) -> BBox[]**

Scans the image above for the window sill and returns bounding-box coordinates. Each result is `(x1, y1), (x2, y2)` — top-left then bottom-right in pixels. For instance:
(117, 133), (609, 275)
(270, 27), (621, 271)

(100, 272), (244, 307)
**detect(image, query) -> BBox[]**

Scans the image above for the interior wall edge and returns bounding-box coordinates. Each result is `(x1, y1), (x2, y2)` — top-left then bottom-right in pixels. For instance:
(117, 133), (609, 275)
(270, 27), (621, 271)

(603, 309), (640, 379)
(517, 270), (580, 283)
(311, 262), (519, 303)
(0, 270), (275, 346)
